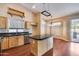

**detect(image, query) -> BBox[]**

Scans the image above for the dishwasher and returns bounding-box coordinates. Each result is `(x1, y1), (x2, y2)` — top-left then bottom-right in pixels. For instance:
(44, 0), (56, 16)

(24, 33), (30, 45)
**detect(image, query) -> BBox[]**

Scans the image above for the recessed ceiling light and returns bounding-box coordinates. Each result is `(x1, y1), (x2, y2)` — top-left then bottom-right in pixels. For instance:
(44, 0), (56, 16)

(32, 5), (36, 8)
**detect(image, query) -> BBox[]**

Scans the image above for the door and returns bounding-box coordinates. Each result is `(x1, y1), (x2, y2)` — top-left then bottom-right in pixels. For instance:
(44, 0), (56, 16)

(70, 19), (79, 42)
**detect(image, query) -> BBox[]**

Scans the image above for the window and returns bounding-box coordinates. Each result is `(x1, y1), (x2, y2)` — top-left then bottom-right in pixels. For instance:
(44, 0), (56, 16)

(51, 22), (62, 36)
(40, 19), (46, 35)
(8, 15), (24, 29)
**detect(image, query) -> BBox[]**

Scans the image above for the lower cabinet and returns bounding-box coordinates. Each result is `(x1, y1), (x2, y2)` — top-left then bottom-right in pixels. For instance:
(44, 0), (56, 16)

(1, 36), (24, 50)
(9, 36), (18, 48)
(1, 37), (9, 50)
(47, 37), (53, 50)
(18, 36), (24, 46)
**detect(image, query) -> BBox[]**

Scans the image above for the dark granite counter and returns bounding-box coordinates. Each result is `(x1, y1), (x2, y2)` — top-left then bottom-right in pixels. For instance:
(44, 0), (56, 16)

(0, 29), (31, 54)
(29, 34), (52, 40)
(30, 34), (53, 55)
(0, 32), (29, 37)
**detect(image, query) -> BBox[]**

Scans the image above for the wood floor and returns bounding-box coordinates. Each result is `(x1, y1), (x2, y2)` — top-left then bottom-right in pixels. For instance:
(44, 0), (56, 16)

(2, 44), (33, 56)
(1, 38), (79, 56)
(1, 44), (53, 56)
(42, 48), (53, 56)
(53, 38), (70, 56)
(53, 38), (79, 56)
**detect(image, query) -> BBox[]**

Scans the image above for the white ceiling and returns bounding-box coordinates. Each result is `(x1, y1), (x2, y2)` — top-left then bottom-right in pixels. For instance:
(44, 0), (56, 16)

(21, 3), (79, 19)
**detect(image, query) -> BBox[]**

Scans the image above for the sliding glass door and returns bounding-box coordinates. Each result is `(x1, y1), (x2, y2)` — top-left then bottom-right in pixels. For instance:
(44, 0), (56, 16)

(70, 19), (79, 42)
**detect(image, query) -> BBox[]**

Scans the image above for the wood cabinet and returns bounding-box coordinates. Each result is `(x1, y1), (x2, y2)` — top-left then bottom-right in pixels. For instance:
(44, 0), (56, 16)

(1, 37), (9, 50)
(9, 36), (18, 48)
(31, 37), (53, 56)
(18, 36), (24, 46)
(31, 39), (38, 55)
(1, 36), (24, 50)
(24, 21), (27, 29)
(0, 16), (7, 28)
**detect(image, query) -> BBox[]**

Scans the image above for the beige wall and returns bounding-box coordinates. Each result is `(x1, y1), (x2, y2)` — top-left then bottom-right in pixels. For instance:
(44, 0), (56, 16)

(40, 15), (51, 35)
(32, 13), (51, 36)
(0, 3), (33, 29)
(0, 4), (7, 16)
(32, 13), (40, 36)
(0, 3), (71, 41)
(0, 4), (33, 49)
(0, 3), (32, 20)
(0, 3), (51, 36)
(51, 16), (69, 41)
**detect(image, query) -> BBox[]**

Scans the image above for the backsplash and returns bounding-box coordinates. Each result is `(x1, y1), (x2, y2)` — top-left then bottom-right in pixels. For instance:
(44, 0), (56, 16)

(0, 29), (29, 33)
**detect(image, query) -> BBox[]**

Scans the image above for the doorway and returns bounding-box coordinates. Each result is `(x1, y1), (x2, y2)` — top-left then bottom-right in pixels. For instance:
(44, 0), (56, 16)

(70, 19), (79, 42)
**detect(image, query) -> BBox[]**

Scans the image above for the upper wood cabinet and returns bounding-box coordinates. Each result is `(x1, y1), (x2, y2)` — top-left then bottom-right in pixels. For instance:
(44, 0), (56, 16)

(7, 8), (25, 29)
(8, 8), (24, 17)
(0, 16), (7, 28)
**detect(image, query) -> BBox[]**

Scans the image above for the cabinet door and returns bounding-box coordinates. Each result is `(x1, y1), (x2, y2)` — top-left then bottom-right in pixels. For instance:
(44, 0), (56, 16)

(0, 16), (7, 28)
(9, 36), (18, 48)
(47, 37), (53, 50)
(1, 37), (9, 50)
(18, 36), (24, 46)
(24, 21), (27, 29)
(38, 39), (48, 55)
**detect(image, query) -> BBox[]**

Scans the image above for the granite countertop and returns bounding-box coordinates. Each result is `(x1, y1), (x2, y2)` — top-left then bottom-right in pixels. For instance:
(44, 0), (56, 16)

(29, 34), (52, 40)
(0, 32), (30, 37)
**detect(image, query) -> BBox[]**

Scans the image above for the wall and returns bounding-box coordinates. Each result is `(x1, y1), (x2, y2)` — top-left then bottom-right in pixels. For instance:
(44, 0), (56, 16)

(51, 16), (69, 41)
(52, 14), (79, 41)
(32, 12), (40, 36)
(46, 22), (51, 35)
(0, 4), (7, 16)
(40, 14), (46, 35)
(0, 3), (33, 29)
(40, 14), (51, 35)
(0, 4), (33, 49)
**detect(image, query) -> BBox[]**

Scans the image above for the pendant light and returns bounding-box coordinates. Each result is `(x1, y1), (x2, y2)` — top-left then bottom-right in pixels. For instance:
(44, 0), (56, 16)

(41, 3), (51, 17)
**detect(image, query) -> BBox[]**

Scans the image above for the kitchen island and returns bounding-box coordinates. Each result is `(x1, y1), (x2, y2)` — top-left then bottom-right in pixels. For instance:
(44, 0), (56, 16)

(30, 35), (53, 56)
